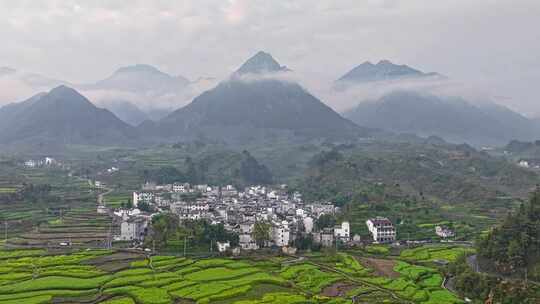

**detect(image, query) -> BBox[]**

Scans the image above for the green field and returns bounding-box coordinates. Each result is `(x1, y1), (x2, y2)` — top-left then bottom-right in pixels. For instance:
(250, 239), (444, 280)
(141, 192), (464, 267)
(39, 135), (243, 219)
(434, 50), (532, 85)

(400, 245), (475, 263)
(0, 248), (465, 304)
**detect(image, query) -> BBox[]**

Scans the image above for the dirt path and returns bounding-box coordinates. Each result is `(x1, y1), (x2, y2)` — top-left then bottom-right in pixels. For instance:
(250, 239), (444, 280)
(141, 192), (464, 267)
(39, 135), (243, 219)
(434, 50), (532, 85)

(321, 282), (356, 297)
(359, 257), (400, 278)
(97, 186), (113, 206)
(308, 260), (411, 304)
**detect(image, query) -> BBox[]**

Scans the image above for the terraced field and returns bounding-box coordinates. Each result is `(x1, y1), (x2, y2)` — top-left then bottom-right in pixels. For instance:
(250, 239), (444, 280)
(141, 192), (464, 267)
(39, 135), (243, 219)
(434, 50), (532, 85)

(0, 248), (464, 304)
(400, 245), (475, 263)
(0, 165), (115, 249)
(6, 209), (113, 249)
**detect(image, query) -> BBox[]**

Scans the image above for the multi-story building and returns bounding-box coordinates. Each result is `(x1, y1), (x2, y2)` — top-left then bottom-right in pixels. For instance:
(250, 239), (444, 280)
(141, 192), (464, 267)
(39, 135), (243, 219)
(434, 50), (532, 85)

(334, 221), (350, 241)
(173, 183), (190, 193)
(132, 192), (154, 207)
(119, 216), (149, 241)
(272, 222), (290, 247)
(320, 228), (335, 247)
(366, 217), (396, 243)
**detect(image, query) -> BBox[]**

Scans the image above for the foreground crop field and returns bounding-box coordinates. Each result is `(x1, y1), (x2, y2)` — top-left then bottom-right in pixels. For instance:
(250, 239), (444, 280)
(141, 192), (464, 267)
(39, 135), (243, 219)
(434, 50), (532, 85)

(0, 248), (465, 304)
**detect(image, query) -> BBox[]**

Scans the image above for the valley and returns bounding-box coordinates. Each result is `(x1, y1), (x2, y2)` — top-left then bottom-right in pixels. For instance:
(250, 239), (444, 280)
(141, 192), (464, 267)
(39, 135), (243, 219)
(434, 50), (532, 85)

(1, 11), (539, 302)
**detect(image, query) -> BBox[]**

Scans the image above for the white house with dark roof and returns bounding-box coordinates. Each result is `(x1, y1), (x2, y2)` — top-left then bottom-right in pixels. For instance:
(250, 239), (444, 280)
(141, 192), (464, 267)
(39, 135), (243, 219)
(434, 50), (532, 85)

(366, 217), (396, 243)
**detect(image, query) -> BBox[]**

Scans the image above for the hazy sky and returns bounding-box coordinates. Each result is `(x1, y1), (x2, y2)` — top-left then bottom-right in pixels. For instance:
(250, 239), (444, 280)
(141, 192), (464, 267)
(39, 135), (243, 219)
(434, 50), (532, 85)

(1, 0), (539, 114)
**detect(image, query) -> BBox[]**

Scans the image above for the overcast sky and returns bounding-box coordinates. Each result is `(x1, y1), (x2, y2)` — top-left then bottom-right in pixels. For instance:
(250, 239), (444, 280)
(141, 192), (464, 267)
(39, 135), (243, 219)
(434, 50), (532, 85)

(1, 0), (539, 114)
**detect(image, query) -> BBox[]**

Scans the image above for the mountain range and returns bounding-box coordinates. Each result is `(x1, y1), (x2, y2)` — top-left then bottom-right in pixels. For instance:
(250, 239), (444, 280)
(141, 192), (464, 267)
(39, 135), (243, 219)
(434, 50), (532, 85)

(0, 52), (370, 147)
(0, 86), (137, 146)
(0, 64), (216, 123)
(343, 91), (537, 145)
(1, 54), (538, 148)
(141, 52), (368, 143)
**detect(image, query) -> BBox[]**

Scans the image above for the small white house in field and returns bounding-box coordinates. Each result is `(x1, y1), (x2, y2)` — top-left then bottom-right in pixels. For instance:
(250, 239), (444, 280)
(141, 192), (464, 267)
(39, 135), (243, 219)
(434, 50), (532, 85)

(435, 225), (455, 238)
(217, 241), (231, 253)
(518, 160), (530, 168)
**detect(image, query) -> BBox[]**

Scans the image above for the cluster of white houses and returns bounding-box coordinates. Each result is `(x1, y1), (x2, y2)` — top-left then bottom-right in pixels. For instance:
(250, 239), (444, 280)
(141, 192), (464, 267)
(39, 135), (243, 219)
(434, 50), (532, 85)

(128, 183), (358, 251)
(111, 182), (454, 250)
(24, 157), (59, 168)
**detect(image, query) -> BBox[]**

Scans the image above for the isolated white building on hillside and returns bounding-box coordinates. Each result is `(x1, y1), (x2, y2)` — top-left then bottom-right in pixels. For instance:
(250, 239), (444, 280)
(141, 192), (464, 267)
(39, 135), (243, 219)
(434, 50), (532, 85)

(518, 160), (530, 168)
(435, 225), (455, 238)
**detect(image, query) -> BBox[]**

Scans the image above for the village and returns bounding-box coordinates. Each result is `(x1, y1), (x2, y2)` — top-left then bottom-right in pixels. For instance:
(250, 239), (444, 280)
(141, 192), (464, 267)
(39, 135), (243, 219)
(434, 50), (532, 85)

(99, 181), (456, 254)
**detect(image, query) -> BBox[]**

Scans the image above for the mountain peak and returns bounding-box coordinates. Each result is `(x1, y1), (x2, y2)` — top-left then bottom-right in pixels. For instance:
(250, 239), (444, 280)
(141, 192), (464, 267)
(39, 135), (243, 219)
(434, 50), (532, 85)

(235, 51), (289, 75)
(49, 85), (82, 97)
(377, 59), (394, 65)
(91, 64), (190, 93)
(0, 66), (16, 76)
(338, 60), (437, 83)
(0, 85), (136, 145)
(114, 64), (163, 75)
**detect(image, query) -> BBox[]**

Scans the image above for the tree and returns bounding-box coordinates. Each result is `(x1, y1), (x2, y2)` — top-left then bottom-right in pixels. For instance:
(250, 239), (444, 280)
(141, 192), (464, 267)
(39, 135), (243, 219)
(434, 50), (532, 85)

(138, 201), (153, 213)
(146, 166), (184, 184)
(477, 188), (540, 278)
(239, 150), (273, 185)
(294, 234), (315, 251)
(315, 214), (336, 231)
(149, 213), (180, 248)
(253, 221), (271, 248)
(184, 157), (199, 184)
(126, 198), (133, 209)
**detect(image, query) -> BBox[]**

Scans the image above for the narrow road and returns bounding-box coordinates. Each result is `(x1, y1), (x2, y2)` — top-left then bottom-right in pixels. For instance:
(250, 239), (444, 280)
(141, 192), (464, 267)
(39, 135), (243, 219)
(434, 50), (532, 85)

(97, 186), (113, 206)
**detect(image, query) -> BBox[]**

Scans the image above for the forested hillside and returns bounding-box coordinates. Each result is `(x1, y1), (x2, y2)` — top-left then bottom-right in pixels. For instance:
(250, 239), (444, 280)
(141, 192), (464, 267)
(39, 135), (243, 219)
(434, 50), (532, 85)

(477, 189), (540, 278)
(298, 143), (537, 205)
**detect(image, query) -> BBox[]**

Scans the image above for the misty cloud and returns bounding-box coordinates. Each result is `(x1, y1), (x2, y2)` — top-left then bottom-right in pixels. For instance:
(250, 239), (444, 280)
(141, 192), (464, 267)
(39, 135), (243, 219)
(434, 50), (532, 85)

(0, 1), (539, 115)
